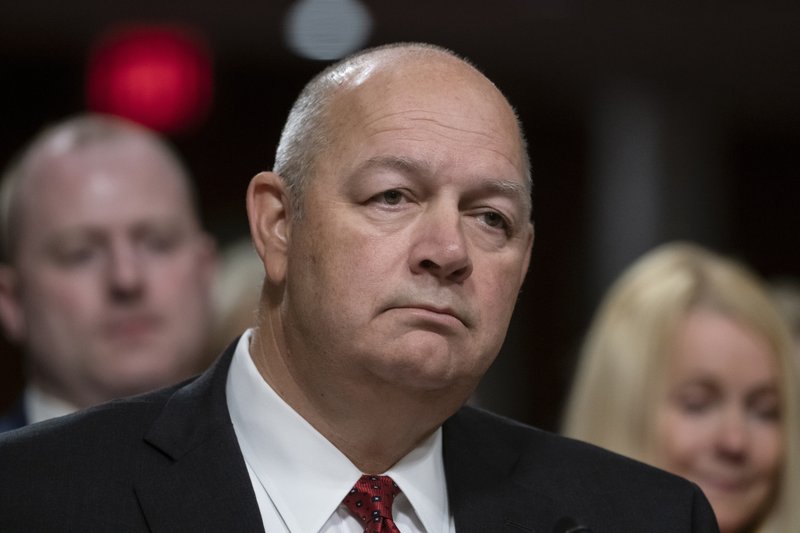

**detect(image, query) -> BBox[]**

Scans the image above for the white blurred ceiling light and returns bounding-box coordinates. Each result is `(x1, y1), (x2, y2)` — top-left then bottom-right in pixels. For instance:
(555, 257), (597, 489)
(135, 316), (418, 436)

(285, 0), (372, 60)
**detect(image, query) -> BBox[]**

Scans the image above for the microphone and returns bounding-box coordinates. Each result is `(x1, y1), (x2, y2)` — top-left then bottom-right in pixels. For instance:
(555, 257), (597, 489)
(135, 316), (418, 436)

(553, 516), (592, 533)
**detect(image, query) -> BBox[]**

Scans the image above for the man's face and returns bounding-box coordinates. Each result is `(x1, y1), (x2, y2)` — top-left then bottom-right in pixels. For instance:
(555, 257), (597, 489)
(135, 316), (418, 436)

(281, 57), (533, 397)
(3, 138), (215, 406)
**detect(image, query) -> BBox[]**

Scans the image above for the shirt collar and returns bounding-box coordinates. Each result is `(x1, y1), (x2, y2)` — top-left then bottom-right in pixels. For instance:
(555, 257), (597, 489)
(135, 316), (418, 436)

(25, 384), (79, 424)
(226, 329), (450, 533)
(385, 429), (450, 533)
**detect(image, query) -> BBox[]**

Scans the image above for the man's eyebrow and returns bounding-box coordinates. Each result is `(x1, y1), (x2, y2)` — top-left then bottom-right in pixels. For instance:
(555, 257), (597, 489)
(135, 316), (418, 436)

(43, 229), (104, 254)
(354, 155), (532, 215)
(355, 155), (431, 177)
(48, 227), (102, 243)
(480, 179), (529, 202)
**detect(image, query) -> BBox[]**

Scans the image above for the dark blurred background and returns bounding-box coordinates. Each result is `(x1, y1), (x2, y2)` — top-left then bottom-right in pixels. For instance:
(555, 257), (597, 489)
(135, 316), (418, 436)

(1, 1), (798, 431)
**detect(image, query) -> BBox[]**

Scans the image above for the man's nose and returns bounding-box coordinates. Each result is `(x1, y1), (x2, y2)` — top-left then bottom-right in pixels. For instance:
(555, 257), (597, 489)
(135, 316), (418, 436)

(409, 204), (473, 283)
(107, 241), (145, 299)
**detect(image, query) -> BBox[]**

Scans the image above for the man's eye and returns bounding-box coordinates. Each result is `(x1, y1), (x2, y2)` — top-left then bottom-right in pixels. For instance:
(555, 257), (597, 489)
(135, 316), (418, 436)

(52, 247), (96, 267)
(373, 189), (405, 205)
(142, 233), (181, 254)
(479, 211), (509, 231)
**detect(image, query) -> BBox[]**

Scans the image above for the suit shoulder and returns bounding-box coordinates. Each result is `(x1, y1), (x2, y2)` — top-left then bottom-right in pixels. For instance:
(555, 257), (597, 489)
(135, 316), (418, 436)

(0, 395), (26, 433)
(446, 405), (702, 495)
(0, 383), (180, 462)
(444, 407), (719, 531)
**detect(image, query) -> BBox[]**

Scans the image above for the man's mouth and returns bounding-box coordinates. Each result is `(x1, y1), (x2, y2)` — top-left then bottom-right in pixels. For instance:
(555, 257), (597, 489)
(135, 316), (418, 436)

(387, 303), (468, 328)
(104, 315), (161, 338)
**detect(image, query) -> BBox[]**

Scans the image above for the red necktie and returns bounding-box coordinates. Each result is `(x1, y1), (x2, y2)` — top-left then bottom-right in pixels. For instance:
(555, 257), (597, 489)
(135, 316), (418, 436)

(343, 475), (402, 533)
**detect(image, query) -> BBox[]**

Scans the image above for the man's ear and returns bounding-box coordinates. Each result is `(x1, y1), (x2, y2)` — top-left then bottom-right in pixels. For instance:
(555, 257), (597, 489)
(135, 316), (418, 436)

(0, 265), (26, 343)
(246, 171), (292, 285)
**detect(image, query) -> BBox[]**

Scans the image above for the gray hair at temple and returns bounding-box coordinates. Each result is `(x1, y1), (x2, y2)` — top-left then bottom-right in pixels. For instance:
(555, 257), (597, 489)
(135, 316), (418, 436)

(272, 42), (533, 220)
(0, 114), (198, 263)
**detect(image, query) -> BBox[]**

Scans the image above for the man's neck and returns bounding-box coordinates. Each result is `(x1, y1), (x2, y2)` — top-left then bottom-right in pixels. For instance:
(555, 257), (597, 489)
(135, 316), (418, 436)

(249, 327), (466, 473)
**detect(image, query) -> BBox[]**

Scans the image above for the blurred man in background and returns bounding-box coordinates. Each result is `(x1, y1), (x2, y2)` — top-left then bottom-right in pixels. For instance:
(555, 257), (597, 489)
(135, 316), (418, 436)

(0, 114), (216, 431)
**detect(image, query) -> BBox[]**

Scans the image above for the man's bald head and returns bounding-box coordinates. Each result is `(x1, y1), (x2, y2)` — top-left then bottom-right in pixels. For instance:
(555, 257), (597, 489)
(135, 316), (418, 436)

(0, 114), (199, 263)
(273, 43), (531, 219)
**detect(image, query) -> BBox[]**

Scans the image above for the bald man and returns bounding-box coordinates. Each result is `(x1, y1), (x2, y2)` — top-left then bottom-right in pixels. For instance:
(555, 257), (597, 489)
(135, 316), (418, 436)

(0, 114), (216, 431)
(0, 46), (718, 532)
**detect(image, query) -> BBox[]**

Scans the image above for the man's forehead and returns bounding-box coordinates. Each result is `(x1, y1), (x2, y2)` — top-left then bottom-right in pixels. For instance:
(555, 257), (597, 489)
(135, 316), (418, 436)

(14, 146), (195, 237)
(18, 199), (196, 252)
(328, 52), (524, 156)
(327, 74), (528, 185)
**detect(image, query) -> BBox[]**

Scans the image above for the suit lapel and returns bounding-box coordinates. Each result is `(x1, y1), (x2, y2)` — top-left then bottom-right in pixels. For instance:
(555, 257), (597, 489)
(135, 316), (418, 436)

(443, 408), (568, 533)
(129, 348), (575, 532)
(134, 341), (264, 532)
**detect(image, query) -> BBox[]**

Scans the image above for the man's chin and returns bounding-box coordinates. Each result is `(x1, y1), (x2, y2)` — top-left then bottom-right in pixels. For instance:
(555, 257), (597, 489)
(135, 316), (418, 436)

(369, 349), (480, 395)
(90, 350), (190, 394)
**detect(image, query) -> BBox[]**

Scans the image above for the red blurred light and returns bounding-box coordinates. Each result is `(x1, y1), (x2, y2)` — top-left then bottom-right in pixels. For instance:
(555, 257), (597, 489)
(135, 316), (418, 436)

(87, 25), (213, 134)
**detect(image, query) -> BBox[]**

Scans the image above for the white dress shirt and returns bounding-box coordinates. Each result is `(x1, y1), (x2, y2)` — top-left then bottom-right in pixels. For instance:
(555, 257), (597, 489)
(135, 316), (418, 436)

(226, 329), (456, 533)
(24, 384), (78, 424)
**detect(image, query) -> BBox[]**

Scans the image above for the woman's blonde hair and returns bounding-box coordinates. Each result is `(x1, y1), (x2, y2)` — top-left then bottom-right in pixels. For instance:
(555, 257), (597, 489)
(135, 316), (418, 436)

(561, 242), (800, 532)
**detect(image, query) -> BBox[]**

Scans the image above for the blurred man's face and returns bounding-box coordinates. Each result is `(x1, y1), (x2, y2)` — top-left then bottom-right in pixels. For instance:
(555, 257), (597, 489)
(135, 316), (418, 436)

(2, 137), (215, 407)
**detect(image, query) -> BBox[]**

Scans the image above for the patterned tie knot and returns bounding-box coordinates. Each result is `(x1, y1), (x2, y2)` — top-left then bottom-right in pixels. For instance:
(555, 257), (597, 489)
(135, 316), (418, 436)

(343, 474), (402, 532)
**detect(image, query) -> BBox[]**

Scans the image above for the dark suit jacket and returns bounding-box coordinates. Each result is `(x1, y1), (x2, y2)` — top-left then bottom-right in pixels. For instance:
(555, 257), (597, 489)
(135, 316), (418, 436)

(0, 341), (719, 532)
(0, 395), (26, 433)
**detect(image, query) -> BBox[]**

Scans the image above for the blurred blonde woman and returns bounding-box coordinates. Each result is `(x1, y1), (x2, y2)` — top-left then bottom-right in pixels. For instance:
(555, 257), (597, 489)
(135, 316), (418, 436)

(769, 278), (800, 363)
(562, 242), (800, 533)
